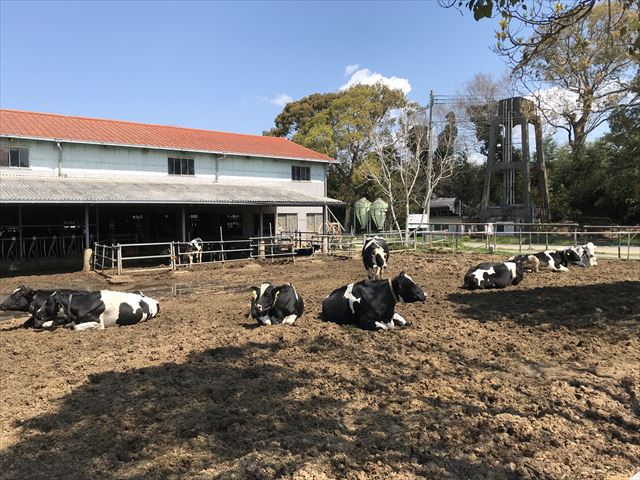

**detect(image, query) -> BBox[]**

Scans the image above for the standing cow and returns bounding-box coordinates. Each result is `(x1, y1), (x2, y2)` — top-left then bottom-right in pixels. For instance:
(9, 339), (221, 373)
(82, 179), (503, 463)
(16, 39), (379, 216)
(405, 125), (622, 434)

(34, 290), (160, 330)
(322, 272), (426, 330)
(0, 285), (85, 328)
(185, 237), (204, 265)
(249, 282), (304, 326)
(362, 236), (390, 280)
(462, 261), (524, 290)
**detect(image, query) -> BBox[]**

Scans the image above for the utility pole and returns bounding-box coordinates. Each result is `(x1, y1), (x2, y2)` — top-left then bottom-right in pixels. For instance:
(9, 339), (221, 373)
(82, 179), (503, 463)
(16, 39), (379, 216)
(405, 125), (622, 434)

(422, 90), (435, 225)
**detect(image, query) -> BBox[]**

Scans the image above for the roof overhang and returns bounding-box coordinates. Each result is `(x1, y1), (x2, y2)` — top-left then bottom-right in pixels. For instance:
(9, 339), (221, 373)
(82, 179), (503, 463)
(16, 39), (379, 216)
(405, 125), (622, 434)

(0, 176), (343, 206)
(0, 134), (336, 164)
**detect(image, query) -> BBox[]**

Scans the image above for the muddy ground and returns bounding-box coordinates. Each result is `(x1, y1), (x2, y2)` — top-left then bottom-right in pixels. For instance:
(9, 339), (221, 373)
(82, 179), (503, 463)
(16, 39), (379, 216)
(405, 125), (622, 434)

(0, 252), (639, 480)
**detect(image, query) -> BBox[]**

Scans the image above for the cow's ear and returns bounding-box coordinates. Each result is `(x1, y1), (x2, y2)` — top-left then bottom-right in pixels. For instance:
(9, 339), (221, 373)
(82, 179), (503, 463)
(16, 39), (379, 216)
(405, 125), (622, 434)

(250, 287), (259, 300)
(400, 270), (406, 276)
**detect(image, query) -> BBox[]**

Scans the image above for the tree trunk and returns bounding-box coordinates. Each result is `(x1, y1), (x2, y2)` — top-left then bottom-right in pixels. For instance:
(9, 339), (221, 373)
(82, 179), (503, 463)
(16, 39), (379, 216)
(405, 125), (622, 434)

(343, 204), (353, 233)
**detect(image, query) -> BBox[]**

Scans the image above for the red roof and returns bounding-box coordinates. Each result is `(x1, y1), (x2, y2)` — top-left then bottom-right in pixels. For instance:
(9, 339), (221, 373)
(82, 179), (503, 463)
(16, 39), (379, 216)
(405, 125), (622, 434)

(0, 109), (335, 163)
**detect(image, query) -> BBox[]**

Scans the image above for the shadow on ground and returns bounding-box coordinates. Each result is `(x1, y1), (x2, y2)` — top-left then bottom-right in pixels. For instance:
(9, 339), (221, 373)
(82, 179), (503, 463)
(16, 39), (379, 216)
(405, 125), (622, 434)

(448, 281), (640, 331)
(3, 338), (547, 480)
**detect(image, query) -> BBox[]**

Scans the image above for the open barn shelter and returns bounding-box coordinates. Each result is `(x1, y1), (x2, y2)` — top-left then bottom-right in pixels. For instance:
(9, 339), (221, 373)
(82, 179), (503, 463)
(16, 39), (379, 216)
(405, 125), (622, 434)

(0, 110), (341, 270)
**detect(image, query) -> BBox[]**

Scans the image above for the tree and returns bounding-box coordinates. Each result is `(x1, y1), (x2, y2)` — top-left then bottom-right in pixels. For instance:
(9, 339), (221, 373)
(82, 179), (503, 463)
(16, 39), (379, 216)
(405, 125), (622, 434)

(365, 104), (427, 243)
(440, 0), (639, 70)
(522, 2), (638, 156)
(264, 85), (407, 230)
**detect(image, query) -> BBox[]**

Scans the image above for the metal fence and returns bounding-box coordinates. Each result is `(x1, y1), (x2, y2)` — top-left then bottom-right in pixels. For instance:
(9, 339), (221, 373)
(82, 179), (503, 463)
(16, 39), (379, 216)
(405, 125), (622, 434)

(92, 223), (639, 275)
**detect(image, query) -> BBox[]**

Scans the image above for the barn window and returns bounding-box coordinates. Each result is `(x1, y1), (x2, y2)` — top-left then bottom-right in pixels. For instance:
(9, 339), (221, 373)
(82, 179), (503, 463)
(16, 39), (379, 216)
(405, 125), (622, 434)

(291, 165), (310, 181)
(278, 213), (298, 233)
(0, 146), (29, 168)
(168, 157), (194, 175)
(306, 213), (323, 233)
(221, 214), (242, 235)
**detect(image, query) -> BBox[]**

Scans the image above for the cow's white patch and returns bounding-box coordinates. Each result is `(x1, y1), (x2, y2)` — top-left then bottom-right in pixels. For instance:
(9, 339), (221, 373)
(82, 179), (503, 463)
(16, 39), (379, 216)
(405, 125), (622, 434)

(259, 283), (269, 299)
(73, 321), (101, 331)
(12, 287), (20, 294)
(374, 321), (388, 330)
(504, 262), (517, 279)
(98, 290), (159, 328)
(392, 312), (407, 325)
(343, 283), (361, 314)
(42, 320), (53, 328)
(364, 237), (383, 251)
(292, 286), (299, 302)
(403, 273), (415, 284)
(282, 314), (297, 325)
(259, 315), (271, 325)
(472, 267), (495, 286)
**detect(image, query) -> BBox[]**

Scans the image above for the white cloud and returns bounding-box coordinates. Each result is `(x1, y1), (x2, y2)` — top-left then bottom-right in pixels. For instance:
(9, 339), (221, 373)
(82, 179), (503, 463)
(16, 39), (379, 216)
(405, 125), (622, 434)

(340, 67), (411, 95)
(344, 64), (360, 77)
(467, 151), (487, 165)
(258, 93), (293, 107)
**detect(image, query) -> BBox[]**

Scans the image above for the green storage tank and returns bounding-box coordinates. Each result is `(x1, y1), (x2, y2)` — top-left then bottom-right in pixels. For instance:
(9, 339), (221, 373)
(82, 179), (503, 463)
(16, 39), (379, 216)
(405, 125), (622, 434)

(354, 197), (371, 230)
(370, 198), (389, 230)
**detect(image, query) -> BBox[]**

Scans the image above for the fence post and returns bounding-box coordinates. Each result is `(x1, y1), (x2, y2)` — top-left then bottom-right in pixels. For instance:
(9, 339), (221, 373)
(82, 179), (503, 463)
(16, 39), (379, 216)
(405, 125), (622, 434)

(219, 227), (226, 264)
(618, 230), (621, 259)
(518, 227), (522, 253)
(627, 233), (631, 260)
(93, 243), (97, 271)
(170, 242), (176, 271)
(545, 232), (548, 250)
(117, 244), (122, 275)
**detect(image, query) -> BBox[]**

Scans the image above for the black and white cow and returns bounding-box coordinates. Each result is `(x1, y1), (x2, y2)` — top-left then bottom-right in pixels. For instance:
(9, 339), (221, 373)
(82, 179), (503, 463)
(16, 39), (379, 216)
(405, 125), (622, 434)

(186, 237), (204, 265)
(249, 282), (304, 326)
(321, 272), (426, 330)
(532, 247), (585, 272)
(34, 290), (160, 330)
(362, 236), (390, 280)
(462, 261), (524, 290)
(0, 285), (86, 328)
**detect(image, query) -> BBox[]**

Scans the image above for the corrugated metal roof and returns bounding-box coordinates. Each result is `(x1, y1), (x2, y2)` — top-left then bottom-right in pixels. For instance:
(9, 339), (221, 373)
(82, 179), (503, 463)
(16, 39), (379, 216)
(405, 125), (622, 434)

(0, 109), (335, 163)
(0, 176), (342, 205)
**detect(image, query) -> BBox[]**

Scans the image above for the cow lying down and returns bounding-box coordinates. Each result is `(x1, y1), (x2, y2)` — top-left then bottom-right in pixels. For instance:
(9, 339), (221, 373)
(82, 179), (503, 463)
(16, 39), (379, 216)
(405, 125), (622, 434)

(0, 285), (86, 328)
(322, 272), (426, 331)
(508, 247), (584, 273)
(34, 290), (160, 330)
(250, 283), (304, 326)
(463, 261), (524, 290)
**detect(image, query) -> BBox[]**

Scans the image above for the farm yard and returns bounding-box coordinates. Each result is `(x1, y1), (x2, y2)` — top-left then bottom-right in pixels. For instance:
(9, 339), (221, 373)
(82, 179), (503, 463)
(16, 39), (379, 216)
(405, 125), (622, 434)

(0, 252), (639, 480)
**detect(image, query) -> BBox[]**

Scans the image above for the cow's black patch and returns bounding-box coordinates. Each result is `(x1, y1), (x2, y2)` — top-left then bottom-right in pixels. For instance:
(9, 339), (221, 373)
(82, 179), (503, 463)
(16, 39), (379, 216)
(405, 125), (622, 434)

(139, 300), (150, 320)
(117, 302), (144, 325)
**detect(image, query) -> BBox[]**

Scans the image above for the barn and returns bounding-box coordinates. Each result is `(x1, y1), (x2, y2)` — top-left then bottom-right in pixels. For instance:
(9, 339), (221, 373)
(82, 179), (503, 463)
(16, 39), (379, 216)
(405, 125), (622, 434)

(0, 110), (341, 269)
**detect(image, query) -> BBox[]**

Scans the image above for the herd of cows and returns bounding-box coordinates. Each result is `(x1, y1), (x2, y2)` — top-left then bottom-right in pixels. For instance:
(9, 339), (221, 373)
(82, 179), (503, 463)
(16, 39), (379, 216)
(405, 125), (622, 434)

(0, 237), (598, 332)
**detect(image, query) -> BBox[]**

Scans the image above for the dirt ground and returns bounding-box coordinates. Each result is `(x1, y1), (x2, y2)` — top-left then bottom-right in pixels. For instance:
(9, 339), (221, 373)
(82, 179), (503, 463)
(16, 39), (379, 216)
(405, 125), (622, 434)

(0, 252), (639, 480)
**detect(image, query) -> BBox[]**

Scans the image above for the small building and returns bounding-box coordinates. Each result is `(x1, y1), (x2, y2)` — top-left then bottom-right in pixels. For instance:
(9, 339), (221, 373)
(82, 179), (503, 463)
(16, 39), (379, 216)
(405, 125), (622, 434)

(0, 110), (340, 265)
(407, 198), (465, 232)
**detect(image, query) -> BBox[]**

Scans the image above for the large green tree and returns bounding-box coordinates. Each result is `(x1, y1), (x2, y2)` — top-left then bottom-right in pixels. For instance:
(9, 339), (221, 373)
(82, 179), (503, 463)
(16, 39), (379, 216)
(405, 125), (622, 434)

(264, 84), (407, 230)
(521, 2), (638, 156)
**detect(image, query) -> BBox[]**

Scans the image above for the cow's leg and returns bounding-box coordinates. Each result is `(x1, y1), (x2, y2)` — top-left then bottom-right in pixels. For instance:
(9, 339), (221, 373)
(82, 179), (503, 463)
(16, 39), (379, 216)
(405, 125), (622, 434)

(557, 265), (569, 272)
(258, 315), (271, 326)
(392, 312), (407, 326)
(21, 317), (35, 328)
(282, 314), (297, 325)
(73, 321), (101, 331)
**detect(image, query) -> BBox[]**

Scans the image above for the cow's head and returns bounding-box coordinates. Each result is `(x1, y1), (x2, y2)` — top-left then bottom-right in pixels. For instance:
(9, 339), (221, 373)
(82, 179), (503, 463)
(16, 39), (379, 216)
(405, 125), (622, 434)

(394, 272), (427, 303)
(0, 285), (36, 311)
(33, 291), (66, 328)
(566, 247), (586, 267)
(250, 283), (278, 325)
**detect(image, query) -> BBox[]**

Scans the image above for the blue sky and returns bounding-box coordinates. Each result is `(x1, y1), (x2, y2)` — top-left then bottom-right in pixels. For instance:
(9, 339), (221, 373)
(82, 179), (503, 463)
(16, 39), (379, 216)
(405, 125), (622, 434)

(0, 1), (508, 135)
